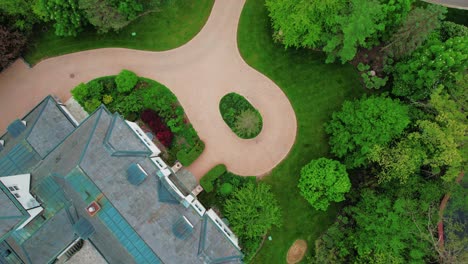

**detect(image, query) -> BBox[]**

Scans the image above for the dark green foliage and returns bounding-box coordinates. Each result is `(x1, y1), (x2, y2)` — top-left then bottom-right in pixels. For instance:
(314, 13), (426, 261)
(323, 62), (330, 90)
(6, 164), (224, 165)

(298, 158), (351, 211)
(78, 0), (143, 33)
(199, 164), (227, 193)
(176, 140), (205, 166)
(219, 93), (262, 139)
(218, 183), (233, 196)
(0, 0), (40, 32)
(225, 183), (282, 239)
(240, 236), (262, 263)
(440, 21), (468, 41)
(115, 69), (138, 93)
(382, 5), (446, 59)
(325, 95), (410, 169)
(36, 0), (86, 36)
(392, 36), (468, 101)
(314, 176), (444, 262)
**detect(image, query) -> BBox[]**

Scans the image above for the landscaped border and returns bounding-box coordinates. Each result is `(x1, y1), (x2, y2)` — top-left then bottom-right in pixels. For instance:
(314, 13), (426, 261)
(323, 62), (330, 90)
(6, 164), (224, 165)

(219, 92), (263, 139)
(71, 70), (204, 166)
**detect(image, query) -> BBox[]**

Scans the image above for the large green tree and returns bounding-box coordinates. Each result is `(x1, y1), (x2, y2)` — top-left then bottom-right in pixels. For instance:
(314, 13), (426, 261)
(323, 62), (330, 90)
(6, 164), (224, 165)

(392, 36), (468, 101)
(224, 183), (282, 239)
(314, 176), (444, 263)
(78, 0), (143, 33)
(36, 0), (86, 36)
(382, 5), (446, 59)
(265, 0), (413, 63)
(325, 95), (410, 168)
(298, 158), (351, 211)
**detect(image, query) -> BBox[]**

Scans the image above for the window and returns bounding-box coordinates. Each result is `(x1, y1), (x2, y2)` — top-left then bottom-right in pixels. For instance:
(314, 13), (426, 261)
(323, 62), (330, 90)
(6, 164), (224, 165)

(14, 193), (20, 198)
(8, 185), (19, 191)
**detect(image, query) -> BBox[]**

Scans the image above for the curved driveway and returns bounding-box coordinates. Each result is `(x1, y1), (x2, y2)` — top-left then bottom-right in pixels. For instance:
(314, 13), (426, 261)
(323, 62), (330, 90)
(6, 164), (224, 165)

(0, 0), (297, 179)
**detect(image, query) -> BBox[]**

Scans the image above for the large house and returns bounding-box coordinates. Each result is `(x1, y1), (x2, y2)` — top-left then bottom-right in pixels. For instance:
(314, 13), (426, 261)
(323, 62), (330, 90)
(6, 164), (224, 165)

(0, 96), (243, 264)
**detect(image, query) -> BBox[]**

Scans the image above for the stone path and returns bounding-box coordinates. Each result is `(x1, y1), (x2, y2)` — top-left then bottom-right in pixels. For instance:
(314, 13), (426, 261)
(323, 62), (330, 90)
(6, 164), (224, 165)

(0, 0), (297, 179)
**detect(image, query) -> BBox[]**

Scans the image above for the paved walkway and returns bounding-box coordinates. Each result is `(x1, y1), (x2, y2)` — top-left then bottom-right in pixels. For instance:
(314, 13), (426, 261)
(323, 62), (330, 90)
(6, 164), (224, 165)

(0, 0), (297, 179)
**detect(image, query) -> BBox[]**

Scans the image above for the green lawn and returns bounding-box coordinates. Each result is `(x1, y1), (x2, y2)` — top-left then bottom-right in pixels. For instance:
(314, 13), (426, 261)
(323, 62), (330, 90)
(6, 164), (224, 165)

(237, 0), (364, 262)
(24, 0), (214, 65)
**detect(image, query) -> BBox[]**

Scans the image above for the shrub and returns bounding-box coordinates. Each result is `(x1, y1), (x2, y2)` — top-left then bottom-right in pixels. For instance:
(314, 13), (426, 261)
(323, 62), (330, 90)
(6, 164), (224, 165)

(219, 93), (263, 139)
(176, 140), (205, 166)
(200, 164), (227, 192)
(218, 183), (233, 196)
(115, 69), (138, 93)
(87, 80), (104, 98)
(103, 94), (113, 104)
(71, 83), (89, 104)
(141, 109), (174, 147)
(84, 98), (101, 113)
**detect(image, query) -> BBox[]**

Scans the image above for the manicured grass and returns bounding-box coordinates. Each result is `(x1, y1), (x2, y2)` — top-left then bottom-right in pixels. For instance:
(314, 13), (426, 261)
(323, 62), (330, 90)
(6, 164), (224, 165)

(237, 0), (364, 262)
(24, 0), (214, 65)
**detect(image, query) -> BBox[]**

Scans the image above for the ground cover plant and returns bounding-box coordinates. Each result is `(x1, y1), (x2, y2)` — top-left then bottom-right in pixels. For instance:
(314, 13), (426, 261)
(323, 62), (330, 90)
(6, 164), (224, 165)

(238, 0), (363, 262)
(23, 0), (214, 64)
(71, 69), (204, 164)
(219, 93), (263, 139)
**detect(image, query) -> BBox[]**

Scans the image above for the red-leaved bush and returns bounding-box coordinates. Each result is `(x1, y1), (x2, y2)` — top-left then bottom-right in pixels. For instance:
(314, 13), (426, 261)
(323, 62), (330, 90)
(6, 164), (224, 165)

(141, 109), (173, 147)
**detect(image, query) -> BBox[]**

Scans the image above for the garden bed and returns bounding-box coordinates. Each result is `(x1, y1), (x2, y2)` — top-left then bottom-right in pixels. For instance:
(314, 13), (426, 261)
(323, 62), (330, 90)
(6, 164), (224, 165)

(219, 93), (263, 139)
(71, 70), (204, 165)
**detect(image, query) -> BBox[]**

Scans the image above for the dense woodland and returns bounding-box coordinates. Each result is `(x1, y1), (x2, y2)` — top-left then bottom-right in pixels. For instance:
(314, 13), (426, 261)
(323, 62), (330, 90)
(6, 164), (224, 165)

(265, 0), (467, 263)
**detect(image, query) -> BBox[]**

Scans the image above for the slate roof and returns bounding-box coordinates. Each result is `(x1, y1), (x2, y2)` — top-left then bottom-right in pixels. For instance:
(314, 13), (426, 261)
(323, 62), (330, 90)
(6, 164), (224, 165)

(0, 182), (28, 240)
(1, 98), (242, 264)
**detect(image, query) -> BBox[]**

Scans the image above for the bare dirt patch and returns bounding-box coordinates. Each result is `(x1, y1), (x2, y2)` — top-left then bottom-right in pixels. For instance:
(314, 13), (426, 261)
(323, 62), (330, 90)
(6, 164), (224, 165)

(286, 239), (307, 264)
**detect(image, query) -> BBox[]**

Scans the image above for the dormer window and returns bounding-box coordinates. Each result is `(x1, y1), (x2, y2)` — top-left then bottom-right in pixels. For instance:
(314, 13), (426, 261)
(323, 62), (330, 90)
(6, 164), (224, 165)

(14, 193), (21, 199)
(8, 185), (19, 192)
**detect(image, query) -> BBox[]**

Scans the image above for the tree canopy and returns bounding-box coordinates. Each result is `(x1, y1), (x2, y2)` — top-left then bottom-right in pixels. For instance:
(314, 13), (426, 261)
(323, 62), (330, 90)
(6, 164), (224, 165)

(224, 183), (282, 239)
(325, 95), (410, 169)
(265, 0), (414, 63)
(298, 158), (351, 211)
(392, 36), (468, 101)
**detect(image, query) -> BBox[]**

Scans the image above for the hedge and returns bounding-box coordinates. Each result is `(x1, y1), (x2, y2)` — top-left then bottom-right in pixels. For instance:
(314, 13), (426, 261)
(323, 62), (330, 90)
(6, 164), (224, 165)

(177, 140), (205, 166)
(200, 164), (227, 192)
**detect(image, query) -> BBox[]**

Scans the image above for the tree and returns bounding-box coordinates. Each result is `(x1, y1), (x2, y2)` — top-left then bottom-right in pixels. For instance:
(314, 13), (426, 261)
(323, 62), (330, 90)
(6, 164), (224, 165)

(298, 158), (351, 211)
(265, 0), (414, 63)
(224, 183), (282, 239)
(36, 0), (86, 36)
(79, 0), (143, 33)
(324, 0), (385, 63)
(325, 95), (410, 168)
(392, 36), (468, 101)
(314, 176), (444, 263)
(0, 0), (40, 32)
(382, 5), (446, 59)
(115, 69), (138, 93)
(265, 0), (344, 49)
(0, 26), (26, 71)
(369, 138), (426, 184)
(440, 21), (468, 41)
